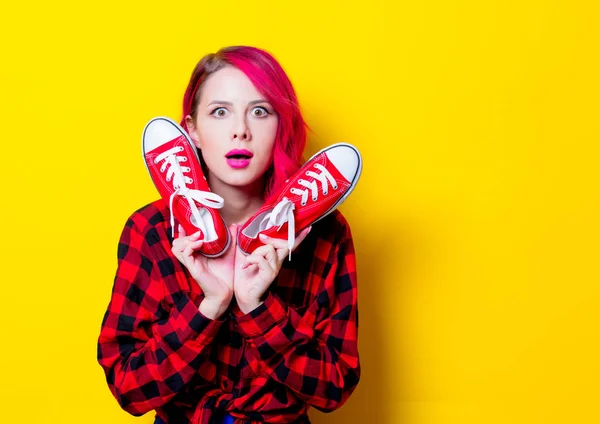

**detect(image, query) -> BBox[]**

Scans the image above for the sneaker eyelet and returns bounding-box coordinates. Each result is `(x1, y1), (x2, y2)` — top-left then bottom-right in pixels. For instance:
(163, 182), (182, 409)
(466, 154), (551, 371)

(333, 185), (338, 190)
(178, 147), (184, 152)
(301, 201), (306, 206)
(312, 197), (317, 201)
(305, 171), (310, 175)
(324, 191), (328, 195)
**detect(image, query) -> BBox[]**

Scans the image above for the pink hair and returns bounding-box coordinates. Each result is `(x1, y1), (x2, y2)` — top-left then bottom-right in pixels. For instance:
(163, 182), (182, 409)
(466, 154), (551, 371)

(180, 46), (309, 198)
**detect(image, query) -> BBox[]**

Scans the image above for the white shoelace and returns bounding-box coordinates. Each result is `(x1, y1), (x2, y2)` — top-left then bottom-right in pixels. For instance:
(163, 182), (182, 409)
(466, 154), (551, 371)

(154, 146), (224, 238)
(259, 163), (338, 259)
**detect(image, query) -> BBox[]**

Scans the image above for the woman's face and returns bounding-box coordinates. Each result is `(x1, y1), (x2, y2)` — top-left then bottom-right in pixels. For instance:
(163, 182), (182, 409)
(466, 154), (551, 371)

(185, 66), (278, 190)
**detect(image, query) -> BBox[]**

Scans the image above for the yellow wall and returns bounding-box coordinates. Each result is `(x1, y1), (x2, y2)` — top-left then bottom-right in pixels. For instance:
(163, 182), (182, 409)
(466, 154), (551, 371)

(1, 1), (598, 423)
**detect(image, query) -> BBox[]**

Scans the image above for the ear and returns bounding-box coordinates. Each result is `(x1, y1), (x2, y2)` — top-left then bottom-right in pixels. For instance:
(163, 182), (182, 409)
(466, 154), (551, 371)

(184, 115), (202, 149)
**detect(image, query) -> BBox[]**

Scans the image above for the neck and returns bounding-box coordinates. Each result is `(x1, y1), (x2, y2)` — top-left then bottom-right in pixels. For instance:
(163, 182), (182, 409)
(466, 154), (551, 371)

(207, 173), (266, 226)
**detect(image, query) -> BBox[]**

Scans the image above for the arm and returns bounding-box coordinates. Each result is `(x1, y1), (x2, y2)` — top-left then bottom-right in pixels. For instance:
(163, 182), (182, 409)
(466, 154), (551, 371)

(97, 217), (224, 416)
(233, 224), (360, 412)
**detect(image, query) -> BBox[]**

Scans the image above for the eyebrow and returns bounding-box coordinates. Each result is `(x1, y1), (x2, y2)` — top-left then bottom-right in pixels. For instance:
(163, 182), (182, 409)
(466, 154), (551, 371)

(207, 99), (269, 106)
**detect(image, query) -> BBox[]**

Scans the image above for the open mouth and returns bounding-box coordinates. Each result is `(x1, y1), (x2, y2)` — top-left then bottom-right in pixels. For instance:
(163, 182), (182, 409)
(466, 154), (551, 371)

(225, 150), (253, 169)
(225, 149), (253, 160)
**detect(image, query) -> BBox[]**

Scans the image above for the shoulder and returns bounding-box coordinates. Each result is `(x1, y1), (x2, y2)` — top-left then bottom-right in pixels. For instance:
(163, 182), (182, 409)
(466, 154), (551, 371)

(115, 200), (187, 303)
(291, 209), (353, 266)
(310, 209), (353, 246)
(116, 199), (175, 253)
(122, 199), (169, 234)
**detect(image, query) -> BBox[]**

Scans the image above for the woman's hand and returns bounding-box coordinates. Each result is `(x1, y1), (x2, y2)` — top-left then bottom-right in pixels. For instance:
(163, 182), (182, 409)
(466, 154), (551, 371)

(171, 224), (237, 319)
(234, 226), (312, 314)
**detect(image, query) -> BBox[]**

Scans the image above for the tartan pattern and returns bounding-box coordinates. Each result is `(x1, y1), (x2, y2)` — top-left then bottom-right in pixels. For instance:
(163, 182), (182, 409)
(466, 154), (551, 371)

(97, 200), (360, 424)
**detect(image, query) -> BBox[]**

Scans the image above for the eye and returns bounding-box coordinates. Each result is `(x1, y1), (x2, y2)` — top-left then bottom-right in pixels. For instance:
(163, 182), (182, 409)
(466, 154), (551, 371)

(251, 106), (269, 117)
(210, 107), (228, 117)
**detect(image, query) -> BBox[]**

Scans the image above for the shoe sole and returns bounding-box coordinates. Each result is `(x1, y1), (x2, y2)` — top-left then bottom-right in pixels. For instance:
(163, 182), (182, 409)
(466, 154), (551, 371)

(141, 116), (231, 257)
(302, 142), (363, 227)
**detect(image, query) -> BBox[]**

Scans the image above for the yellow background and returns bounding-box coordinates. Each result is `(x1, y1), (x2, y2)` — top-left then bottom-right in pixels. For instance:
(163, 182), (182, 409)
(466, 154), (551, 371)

(1, 0), (598, 423)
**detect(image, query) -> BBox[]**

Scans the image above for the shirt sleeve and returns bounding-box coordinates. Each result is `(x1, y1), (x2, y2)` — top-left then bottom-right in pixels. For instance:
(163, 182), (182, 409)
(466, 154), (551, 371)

(233, 222), (360, 412)
(97, 216), (225, 416)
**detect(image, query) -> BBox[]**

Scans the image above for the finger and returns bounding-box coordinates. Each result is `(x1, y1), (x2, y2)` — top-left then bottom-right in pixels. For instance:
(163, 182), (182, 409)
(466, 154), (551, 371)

(172, 241), (186, 263)
(178, 224), (186, 237)
(241, 247), (263, 269)
(243, 254), (276, 277)
(171, 239), (185, 256)
(183, 240), (204, 258)
(258, 233), (288, 250)
(172, 233), (198, 254)
(261, 243), (278, 270)
(248, 243), (277, 258)
(253, 237), (289, 263)
(275, 247), (290, 264)
(249, 243), (284, 269)
(188, 230), (202, 241)
(183, 242), (195, 259)
(255, 240), (288, 263)
(258, 226), (312, 251)
(175, 227), (201, 245)
(242, 242), (275, 266)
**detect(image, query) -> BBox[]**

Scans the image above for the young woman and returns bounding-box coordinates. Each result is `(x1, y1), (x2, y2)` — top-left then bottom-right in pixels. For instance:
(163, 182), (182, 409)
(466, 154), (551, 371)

(97, 46), (360, 424)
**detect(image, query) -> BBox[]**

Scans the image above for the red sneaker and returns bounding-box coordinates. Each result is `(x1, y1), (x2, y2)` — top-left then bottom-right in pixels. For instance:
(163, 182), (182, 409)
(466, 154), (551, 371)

(142, 116), (230, 257)
(237, 142), (362, 258)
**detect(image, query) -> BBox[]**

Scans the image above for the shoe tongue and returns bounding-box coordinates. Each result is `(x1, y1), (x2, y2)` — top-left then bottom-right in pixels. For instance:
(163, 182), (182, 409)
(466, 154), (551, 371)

(258, 219), (272, 232)
(259, 212), (277, 232)
(259, 199), (294, 232)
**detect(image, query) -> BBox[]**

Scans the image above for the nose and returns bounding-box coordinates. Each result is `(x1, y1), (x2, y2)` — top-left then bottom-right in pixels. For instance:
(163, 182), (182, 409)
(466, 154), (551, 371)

(231, 116), (251, 141)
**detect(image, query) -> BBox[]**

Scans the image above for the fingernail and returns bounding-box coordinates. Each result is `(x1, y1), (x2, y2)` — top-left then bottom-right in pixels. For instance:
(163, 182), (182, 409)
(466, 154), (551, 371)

(307, 226), (312, 234)
(193, 231), (201, 237)
(259, 233), (269, 240)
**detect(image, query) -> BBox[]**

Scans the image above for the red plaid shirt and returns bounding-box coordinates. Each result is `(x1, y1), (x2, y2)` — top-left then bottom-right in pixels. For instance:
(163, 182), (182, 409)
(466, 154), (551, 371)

(97, 200), (360, 424)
